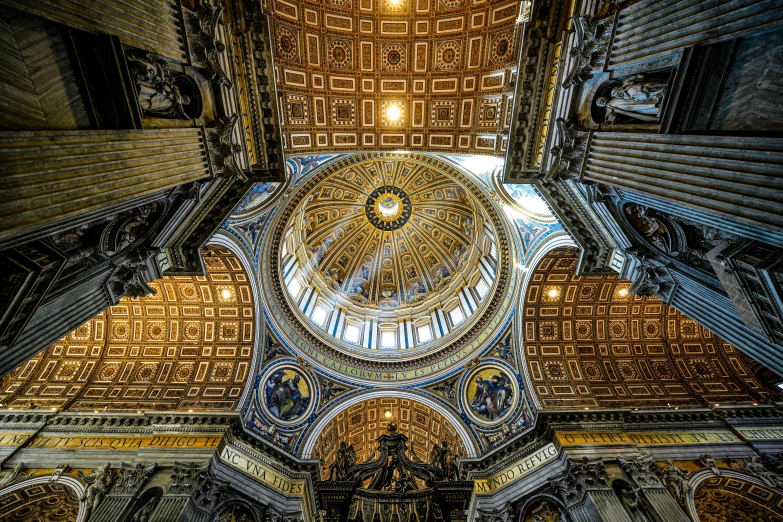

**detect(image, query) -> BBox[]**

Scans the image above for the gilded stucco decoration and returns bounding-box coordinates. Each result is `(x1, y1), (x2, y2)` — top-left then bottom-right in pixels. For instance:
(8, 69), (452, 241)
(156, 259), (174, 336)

(694, 476), (783, 522)
(259, 152), (519, 384)
(314, 397), (466, 478)
(0, 481), (80, 522)
(0, 247), (255, 412)
(524, 248), (780, 409)
(270, 0), (521, 154)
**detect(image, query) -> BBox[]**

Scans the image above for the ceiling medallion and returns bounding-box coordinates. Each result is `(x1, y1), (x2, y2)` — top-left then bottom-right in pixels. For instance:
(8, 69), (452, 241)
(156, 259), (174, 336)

(365, 186), (412, 231)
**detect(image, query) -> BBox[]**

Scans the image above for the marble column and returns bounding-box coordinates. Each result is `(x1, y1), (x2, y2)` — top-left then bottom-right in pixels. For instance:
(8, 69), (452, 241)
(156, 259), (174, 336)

(0, 128), (211, 249)
(582, 133), (783, 240)
(148, 462), (208, 522)
(550, 457), (632, 522)
(177, 466), (229, 522)
(619, 250), (783, 377)
(618, 455), (690, 522)
(0, 0), (188, 62)
(610, 0), (783, 68)
(0, 264), (114, 377)
(91, 463), (156, 522)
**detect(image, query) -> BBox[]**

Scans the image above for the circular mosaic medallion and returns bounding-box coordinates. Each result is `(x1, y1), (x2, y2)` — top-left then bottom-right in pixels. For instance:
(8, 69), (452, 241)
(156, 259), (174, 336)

(259, 364), (315, 426)
(365, 186), (412, 231)
(463, 363), (518, 426)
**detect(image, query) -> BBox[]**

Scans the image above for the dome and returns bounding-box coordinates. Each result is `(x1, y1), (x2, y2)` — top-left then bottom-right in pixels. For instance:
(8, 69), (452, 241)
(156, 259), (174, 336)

(260, 153), (517, 384)
(296, 160), (479, 313)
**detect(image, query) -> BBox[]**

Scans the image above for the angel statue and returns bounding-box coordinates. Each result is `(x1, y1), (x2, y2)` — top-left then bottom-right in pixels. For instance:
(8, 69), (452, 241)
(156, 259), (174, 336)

(660, 460), (692, 504)
(77, 463), (114, 517)
(429, 440), (459, 481)
(0, 463), (26, 488)
(328, 442), (357, 480)
(126, 54), (191, 119)
(742, 456), (783, 489)
(597, 74), (667, 124)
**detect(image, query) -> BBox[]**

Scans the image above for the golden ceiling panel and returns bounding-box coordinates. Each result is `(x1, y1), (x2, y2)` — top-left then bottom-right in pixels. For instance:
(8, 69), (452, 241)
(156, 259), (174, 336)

(297, 157), (480, 310)
(0, 481), (80, 521)
(315, 397), (465, 479)
(695, 476), (783, 522)
(524, 248), (780, 410)
(270, 0), (520, 154)
(0, 247), (254, 412)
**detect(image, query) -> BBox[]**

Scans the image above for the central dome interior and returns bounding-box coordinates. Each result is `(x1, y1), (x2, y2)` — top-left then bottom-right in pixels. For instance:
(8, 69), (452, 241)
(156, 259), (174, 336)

(278, 156), (499, 352)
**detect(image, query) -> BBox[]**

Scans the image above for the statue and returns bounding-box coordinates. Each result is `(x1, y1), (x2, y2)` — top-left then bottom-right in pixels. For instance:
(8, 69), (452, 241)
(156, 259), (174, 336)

(328, 442), (357, 480)
(660, 460), (692, 503)
(393, 470), (415, 495)
(619, 487), (651, 522)
(597, 75), (667, 124)
(131, 496), (158, 522)
(699, 455), (720, 475)
(77, 463), (113, 517)
(0, 463), (26, 488)
(127, 54), (191, 118)
(429, 440), (459, 481)
(742, 456), (783, 489)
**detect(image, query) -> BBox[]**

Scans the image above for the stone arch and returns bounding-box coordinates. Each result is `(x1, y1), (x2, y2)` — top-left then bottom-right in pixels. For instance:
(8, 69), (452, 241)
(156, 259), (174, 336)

(514, 231), (577, 411)
(687, 470), (783, 522)
(0, 475), (87, 522)
(208, 231), (265, 411)
(0, 246), (256, 412)
(523, 246), (779, 409)
(300, 390), (478, 462)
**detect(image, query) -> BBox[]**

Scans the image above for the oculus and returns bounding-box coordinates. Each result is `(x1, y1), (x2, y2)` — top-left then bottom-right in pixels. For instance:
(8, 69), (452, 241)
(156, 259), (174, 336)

(365, 186), (412, 231)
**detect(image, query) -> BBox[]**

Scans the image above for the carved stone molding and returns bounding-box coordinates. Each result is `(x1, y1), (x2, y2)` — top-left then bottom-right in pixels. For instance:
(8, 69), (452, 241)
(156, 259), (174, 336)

(570, 457), (609, 491)
(206, 114), (247, 182)
(617, 455), (663, 489)
(562, 15), (613, 88)
(190, 467), (228, 513)
(106, 252), (156, 303)
(741, 456), (783, 489)
(549, 467), (586, 508)
(542, 119), (590, 183)
(550, 457), (610, 509)
(185, 3), (233, 87)
(625, 251), (676, 304)
(170, 462), (209, 495)
(475, 502), (514, 522)
(112, 462), (156, 496)
(0, 463), (28, 489)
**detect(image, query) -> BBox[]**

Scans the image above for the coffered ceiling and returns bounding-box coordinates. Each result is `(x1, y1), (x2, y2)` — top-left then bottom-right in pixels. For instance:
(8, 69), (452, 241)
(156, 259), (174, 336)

(0, 247), (255, 412)
(270, 0), (522, 154)
(524, 248), (781, 410)
(315, 396), (466, 478)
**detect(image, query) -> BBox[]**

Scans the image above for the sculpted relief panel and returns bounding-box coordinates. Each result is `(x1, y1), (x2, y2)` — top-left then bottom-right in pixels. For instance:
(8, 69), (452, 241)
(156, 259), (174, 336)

(0, 247), (255, 412)
(524, 248), (780, 409)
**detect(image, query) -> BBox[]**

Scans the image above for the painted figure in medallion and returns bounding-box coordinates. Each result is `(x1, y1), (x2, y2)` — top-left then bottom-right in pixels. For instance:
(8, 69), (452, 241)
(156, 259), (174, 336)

(264, 369), (310, 421)
(469, 370), (513, 422)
